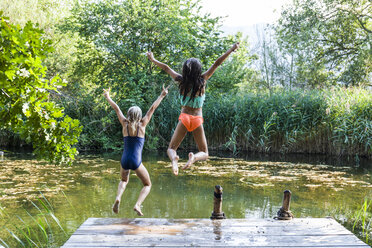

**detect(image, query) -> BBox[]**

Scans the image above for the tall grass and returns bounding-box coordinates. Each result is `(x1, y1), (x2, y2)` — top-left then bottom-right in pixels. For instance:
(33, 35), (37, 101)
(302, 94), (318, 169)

(0, 193), (67, 248)
(353, 198), (372, 244)
(153, 86), (371, 157)
(6, 86), (367, 157)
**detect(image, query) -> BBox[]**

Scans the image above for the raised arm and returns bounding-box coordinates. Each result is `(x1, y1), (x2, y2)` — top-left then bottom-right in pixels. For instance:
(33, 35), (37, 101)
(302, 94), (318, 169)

(202, 42), (240, 80)
(103, 88), (126, 126)
(147, 52), (181, 80)
(142, 84), (170, 127)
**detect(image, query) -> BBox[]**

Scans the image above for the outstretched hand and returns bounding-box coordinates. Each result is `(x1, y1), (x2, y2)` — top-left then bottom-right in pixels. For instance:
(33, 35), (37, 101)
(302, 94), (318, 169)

(161, 84), (170, 97)
(232, 42), (240, 52)
(103, 88), (110, 98)
(146, 52), (155, 61)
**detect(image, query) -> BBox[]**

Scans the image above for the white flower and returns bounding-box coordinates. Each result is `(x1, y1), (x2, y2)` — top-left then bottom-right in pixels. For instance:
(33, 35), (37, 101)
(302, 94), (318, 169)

(25, 41), (30, 48)
(50, 122), (56, 130)
(22, 103), (29, 115)
(17, 68), (30, 78)
(20, 68), (30, 77)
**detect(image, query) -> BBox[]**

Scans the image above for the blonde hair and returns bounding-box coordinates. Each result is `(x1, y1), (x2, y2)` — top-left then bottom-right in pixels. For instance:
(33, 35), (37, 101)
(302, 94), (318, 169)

(127, 106), (142, 134)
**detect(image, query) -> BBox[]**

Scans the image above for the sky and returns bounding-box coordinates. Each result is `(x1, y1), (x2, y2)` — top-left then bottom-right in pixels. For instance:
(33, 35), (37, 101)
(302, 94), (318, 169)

(200, 0), (291, 27)
(199, 0), (291, 46)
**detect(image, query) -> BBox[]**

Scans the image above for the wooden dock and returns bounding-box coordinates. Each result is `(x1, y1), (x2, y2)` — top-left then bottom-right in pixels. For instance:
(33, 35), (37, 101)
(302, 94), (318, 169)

(62, 217), (369, 247)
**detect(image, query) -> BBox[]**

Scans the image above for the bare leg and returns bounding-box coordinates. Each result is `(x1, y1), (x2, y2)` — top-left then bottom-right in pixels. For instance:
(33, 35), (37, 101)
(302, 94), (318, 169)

(183, 124), (209, 170)
(113, 167), (130, 214)
(167, 121), (187, 175)
(133, 164), (151, 216)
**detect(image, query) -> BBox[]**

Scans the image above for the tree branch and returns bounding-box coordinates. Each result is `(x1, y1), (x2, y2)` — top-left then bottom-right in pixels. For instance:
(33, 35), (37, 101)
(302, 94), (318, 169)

(355, 15), (372, 34)
(1, 89), (10, 98)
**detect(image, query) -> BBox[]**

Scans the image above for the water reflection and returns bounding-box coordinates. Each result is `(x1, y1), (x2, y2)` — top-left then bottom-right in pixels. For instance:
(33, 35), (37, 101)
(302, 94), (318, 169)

(212, 220), (222, 240)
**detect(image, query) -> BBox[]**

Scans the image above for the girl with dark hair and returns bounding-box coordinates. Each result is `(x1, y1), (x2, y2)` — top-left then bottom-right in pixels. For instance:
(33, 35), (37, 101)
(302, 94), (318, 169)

(147, 43), (239, 175)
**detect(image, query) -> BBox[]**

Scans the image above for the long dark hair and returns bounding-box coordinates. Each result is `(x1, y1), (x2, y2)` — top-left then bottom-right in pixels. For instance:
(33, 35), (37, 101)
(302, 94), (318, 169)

(176, 58), (205, 101)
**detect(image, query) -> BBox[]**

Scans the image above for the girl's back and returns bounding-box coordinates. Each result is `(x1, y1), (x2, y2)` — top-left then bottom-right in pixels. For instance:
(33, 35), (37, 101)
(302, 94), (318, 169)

(122, 123), (144, 171)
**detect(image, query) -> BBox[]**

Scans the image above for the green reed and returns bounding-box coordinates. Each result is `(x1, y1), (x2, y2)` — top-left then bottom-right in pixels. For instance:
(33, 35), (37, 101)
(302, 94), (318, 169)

(152, 86), (371, 157)
(352, 198), (372, 244)
(0, 193), (67, 248)
(32, 85), (370, 157)
(327, 196), (372, 246)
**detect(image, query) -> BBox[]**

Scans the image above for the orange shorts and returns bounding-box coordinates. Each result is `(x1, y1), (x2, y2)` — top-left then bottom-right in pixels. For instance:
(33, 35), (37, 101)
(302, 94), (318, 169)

(179, 113), (204, 132)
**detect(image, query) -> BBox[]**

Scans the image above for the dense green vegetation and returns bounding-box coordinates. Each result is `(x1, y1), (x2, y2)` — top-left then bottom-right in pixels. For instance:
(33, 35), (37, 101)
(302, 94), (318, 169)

(0, 194), (68, 247)
(0, 15), (81, 164)
(276, 0), (371, 87)
(0, 0), (371, 161)
(150, 87), (371, 157)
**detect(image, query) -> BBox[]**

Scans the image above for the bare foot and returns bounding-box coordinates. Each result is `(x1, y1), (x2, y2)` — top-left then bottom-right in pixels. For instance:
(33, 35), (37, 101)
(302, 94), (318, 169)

(112, 200), (120, 214)
(171, 155), (179, 175)
(183, 152), (195, 170)
(133, 204), (144, 216)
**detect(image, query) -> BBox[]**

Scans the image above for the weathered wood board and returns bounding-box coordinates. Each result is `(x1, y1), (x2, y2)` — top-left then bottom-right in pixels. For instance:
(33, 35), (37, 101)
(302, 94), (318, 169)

(62, 218), (369, 247)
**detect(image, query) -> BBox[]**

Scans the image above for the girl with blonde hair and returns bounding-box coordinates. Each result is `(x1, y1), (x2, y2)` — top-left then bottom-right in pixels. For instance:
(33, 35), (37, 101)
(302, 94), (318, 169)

(103, 85), (169, 216)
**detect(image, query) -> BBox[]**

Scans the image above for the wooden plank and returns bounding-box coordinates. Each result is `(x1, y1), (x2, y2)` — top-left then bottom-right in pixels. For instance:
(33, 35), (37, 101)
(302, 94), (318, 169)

(73, 223), (351, 235)
(63, 245), (370, 248)
(62, 218), (369, 248)
(79, 217), (344, 227)
(75, 218), (356, 237)
(77, 218), (356, 232)
(62, 235), (368, 247)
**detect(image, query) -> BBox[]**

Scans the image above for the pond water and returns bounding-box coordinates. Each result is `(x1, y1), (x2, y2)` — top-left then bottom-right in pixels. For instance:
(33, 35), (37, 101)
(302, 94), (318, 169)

(0, 151), (371, 247)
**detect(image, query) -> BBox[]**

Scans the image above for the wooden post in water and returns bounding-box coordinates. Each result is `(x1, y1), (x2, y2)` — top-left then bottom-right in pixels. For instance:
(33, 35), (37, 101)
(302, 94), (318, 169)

(276, 190), (294, 220)
(210, 185), (226, 219)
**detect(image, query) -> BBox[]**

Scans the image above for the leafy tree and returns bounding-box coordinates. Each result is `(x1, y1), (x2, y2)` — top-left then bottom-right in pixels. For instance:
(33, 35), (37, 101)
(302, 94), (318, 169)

(61, 0), (234, 99)
(57, 0), (241, 150)
(0, 0), (73, 29)
(207, 33), (259, 93)
(0, 14), (82, 164)
(276, 0), (371, 87)
(0, 0), (79, 90)
(252, 25), (296, 90)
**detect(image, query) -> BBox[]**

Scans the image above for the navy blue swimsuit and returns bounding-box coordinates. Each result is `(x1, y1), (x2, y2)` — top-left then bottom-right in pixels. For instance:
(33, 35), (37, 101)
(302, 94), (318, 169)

(120, 124), (145, 170)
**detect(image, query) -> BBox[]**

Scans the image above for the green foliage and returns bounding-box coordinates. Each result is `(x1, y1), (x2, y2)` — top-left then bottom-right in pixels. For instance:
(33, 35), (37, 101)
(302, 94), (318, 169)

(207, 33), (259, 93)
(54, 0), (245, 151)
(0, 0), (81, 98)
(0, 0), (73, 29)
(0, 194), (68, 247)
(275, 0), (371, 87)
(201, 88), (327, 153)
(152, 87), (371, 157)
(61, 0), (233, 99)
(1, 0), (370, 159)
(0, 14), (82, 164)
(353, 197), (372, 244)
(326, 87), (372, 154)
(253, 25), (297, 90)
